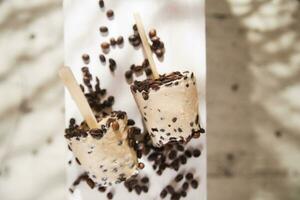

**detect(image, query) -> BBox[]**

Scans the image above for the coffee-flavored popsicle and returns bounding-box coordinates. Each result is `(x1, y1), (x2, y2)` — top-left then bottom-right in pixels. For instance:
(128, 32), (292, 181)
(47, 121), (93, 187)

(59, 67), (138, 186)
(130, 14), (202, 147)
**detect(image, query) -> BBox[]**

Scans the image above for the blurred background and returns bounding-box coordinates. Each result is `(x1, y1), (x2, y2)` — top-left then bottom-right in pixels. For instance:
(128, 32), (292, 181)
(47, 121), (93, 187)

(0, 0), (299, 200)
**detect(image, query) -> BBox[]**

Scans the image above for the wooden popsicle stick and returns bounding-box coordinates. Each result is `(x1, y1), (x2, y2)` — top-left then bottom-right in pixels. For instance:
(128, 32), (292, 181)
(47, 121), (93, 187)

(59, 67), (98, 129)
(134, 13), (159, 79)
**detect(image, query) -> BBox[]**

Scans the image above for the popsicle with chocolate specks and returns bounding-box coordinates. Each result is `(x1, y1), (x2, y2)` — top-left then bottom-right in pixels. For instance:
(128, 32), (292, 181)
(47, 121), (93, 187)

(59, 67), (139, 186)
(130, 13), (202, 147)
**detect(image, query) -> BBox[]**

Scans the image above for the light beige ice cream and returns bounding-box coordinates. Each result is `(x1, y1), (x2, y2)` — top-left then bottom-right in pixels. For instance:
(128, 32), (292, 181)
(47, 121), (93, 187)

(131, 71), (201, 147)
(67, 112), (138, 186)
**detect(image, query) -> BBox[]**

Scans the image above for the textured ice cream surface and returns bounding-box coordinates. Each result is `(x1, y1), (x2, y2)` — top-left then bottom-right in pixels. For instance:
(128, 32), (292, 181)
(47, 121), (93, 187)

(65, 111), (138, 186)
(131, 71), (201, 147)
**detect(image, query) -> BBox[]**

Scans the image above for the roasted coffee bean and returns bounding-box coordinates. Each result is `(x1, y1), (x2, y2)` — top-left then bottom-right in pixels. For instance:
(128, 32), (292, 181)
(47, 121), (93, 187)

(99, 0), (104, 8)
(127, 119), (135, 126)
(200, 128), (205, 133)
(193, 149), (201, 157)
(185, 150), (192, 158)
(151, 36), (160, 43)
(98, 186), (106, 192)
(176, 144), (184, 152)
(175, 174), (184, 182)
(133, 24), (138, 31)
(132, 39), (141, 47)
(179, 155), (187, 164)
(99, 54), (106, 63)
(166, 185), (175, 194)
(141, 177), (149, 183)
(110, 38), (117, 46)
(145, 68), (152, 76)
(117, 36), (124, 45)
(141, 185), (148, 193)
(125, 70), (133, 79)
(111, 121), (119, 131)
(191, 179), (198, 189)
(109, 58), (116, 72)
(106, 9), (114, 18)
(186, 173), (193, 180)
(99, 26), (108, 33)
(149, 29), (157, 38)
(135, 185), (142, 195)
(82, 54), (90, 64)
(182, 182), (189, 191)
(168, 150), (177, 160)
(101, 42), (110, 50)
(181, 190), (187, 197)
(107, 192), (113, 199)
(171, 193), (180, 200)
(160, 189), (168, 198)
(155, 49), (163, 57)
(138, 162), (145, 169)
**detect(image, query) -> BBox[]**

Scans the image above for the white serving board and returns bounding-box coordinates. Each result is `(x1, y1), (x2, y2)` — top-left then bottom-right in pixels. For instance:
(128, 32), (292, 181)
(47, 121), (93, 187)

(63, 0), (206, 199)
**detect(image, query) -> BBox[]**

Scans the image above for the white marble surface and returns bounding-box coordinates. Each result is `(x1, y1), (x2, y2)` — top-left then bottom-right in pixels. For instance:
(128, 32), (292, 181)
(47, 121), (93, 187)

(0, 0), (300, 200)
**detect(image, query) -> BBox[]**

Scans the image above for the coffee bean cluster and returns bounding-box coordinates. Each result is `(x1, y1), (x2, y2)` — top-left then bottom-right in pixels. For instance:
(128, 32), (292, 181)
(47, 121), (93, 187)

(80, 67), (115, 115)
(123, 175), (149, 195)
(160, 172), (199, 200)
(131, 71), (184, 94)
(124, 59), (153, 83)
(128, 24), (142, 47)
(148, 28), (165, 58)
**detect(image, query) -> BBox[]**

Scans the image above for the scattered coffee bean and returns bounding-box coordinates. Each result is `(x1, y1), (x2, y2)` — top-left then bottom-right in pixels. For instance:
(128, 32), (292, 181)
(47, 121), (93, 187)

(193, 149), (201, 157)
(160, 189), (168, 198)
(191, 179), (198, 189)
(138, 162), (145, 169)
(186, 173), (193, 180)
(182, 182), (189, 191)
(175, 174), (184, 182)
(145, 68), (152, 76)
(168, 150), (177, 160)
(99, 54), (106, 63)
(107, 192), (113, 199)
(99, 0), (104, 8)
(166, 185), (175, 194)
(110, 38), (117, 46)
(185, 150), (192, 158)
(127, 119), (135, 126)
(141, 176), (149, 183)
(82, 54), (90, 64)
(106, 9), (114, 18)
(109, 58), (116, 72)
(141, 185), (148, 193)
(101, 42), (110, 50)
(125, 70), (133, 80)
(155, 49), (163, 57)
(181, 190), (187, 197)
(99, 26), (108, 33)
(135, 185), (142, 195)
(117, 36), (124, 45)
(133, 24), (138, 31)
(98, 186), (106, 192)
(149, 29), (157, 38)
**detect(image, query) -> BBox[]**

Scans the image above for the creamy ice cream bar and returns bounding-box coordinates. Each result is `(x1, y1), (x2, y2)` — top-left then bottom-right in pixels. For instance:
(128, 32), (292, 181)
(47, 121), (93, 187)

(65, 111), (138, 186)
(130, 71), (201, 147)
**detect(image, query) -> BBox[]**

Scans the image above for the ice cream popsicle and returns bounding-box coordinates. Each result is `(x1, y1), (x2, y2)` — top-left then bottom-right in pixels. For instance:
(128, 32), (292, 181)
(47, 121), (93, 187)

(59, 67), (138, 186)
(131, 71), (201, 147)
(130, 14), (202, 147)
(65, 111), (138, 186)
